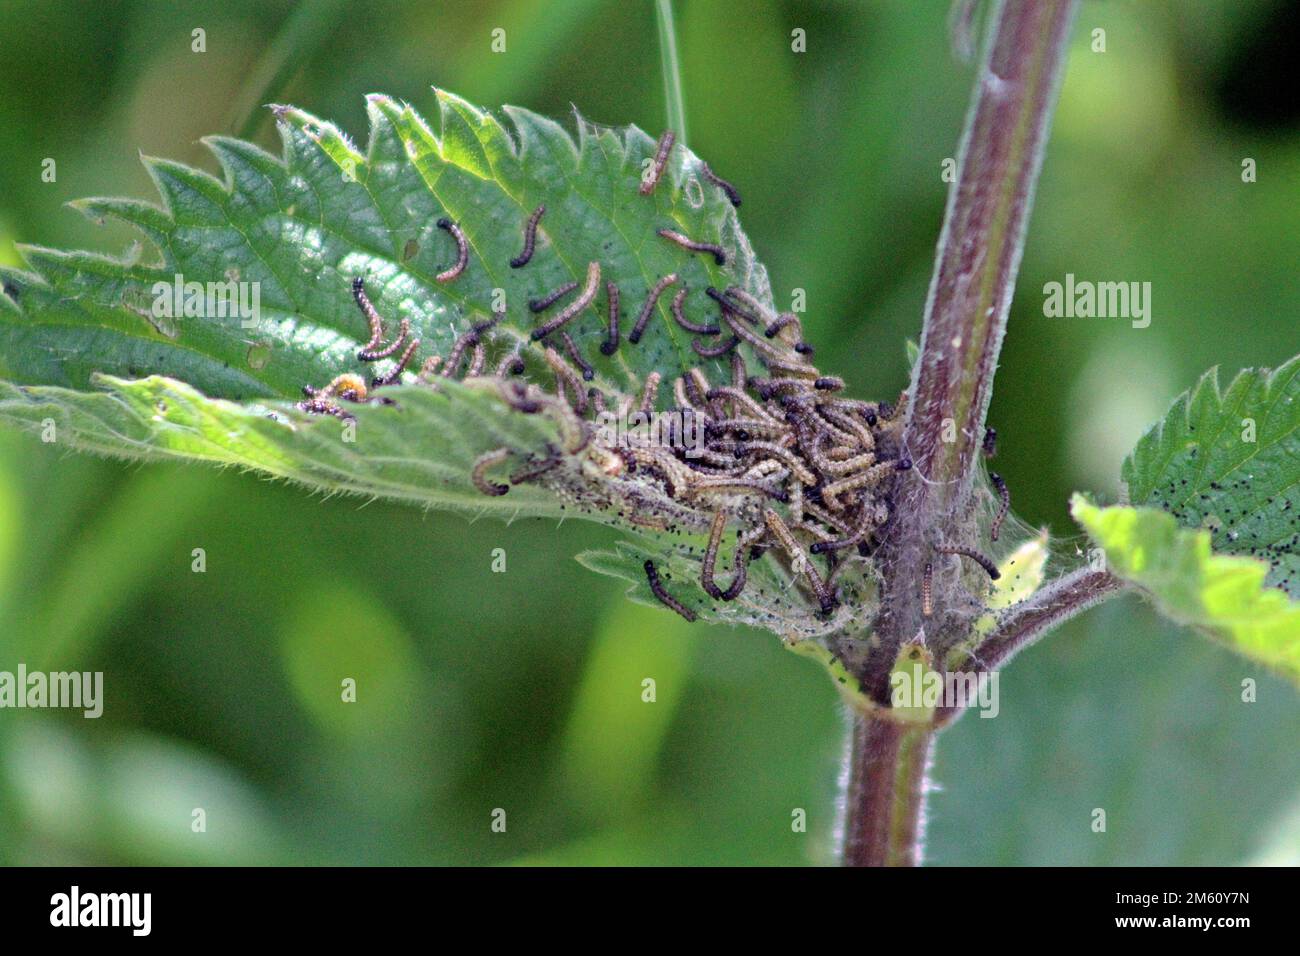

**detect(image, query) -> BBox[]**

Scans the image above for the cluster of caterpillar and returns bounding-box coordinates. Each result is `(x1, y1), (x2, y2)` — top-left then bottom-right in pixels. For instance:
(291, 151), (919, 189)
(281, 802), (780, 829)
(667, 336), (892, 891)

(297, 128), (1007, 621)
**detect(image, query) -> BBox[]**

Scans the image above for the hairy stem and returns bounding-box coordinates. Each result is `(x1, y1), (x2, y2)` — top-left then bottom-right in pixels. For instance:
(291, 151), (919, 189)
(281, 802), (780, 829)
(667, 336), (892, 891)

(935, 567), (1126, 727)
(842, 715), (934, 867)
(846, 0), (1079, 866)
(655, 0), (688, 142)
(972, 567), (1124, 671)
(873, 0), (1079, 681)
(905, 0), (1077, 502)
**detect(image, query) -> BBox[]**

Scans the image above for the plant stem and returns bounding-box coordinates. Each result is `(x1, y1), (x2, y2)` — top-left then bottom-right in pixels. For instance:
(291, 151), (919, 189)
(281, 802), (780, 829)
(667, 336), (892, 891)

(872, 0), (1079, 683)
(904, 0), (1077, 504)
(847, 0), (1079, 866)
(654, 0), (688, 142)
(842, 715), (934, 867)
(227, 0), (349, 140)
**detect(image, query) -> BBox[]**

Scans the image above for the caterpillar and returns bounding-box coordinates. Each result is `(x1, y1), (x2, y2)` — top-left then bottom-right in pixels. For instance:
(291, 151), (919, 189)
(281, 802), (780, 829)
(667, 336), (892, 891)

(922, 561), (934, 617)
(701, 162), (742, 207)
(495, 352), (526, 377)
(510, 450), (561, 485)
(529, 280), (579, 313)
(435, 218), (469, 282)
(629, 274), (679, 344)
(692, 335), (740, 358)
(935, 544), (1001, 581)
(442, 314), (501, 378)
(764, 508), (837, 614)
(472, 448), (512, 497)
(701, 511), (755, 601)
(670, 286), (720, 335)
(531, 261), (602, 340)
(990, 472), (1010, 542)
(644, 559), (696, 621)
(560, 331), (595, 381)
(510, 204), (545, 268)
(600, 281), (621, 356)
(658, 228), (726, 266)
(764, 313), (802, 340)
(639, 130), (676, 196)
(351, 277), (405, 362)
(809, 498), (876, 554)
(370, 336), (421, 387)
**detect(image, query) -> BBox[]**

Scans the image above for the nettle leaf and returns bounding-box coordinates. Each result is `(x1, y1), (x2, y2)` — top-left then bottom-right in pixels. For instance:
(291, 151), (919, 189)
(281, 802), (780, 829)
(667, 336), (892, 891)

(0, 375), (568, 517)
(1122, 355), (1300, 598)
(0, 90), (766, 397)
(1072, 496), (1300, 685)
(0, 89), (894, 643)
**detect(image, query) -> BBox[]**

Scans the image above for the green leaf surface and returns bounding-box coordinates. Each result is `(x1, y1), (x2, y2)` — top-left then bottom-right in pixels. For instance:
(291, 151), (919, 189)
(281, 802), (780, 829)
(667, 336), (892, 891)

(1072, 495), (1300, 685)
(1122, 355), (1300, 598)
(0, 89), (767, 400)
(0, 375), (567, 517)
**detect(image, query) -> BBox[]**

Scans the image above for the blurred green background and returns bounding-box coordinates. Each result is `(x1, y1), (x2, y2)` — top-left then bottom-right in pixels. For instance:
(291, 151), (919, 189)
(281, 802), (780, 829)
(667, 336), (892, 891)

(0, 0), (1297, 865)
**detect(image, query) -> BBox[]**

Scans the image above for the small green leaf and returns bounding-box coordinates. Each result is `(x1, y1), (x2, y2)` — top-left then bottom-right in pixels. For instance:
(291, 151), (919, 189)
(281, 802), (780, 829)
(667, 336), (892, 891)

(1122, 355), (1300, 598)
(904, 338), (920, 371)
(1072, 494), (1300, 685)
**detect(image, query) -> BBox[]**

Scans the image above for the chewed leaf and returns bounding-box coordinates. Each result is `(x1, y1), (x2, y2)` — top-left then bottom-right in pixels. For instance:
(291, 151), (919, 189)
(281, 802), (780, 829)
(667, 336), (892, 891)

(1122, 355), (1300, 598)
(985, 530), (1050, 612)
(1072, 495), (1300, 685)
